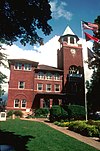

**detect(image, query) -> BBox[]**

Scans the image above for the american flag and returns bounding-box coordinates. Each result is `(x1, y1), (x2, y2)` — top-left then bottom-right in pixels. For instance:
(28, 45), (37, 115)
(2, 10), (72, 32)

(82, 21), (98, 32)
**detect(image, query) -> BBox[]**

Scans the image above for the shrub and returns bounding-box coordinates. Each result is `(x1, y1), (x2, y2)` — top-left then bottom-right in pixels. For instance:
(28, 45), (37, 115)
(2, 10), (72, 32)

(68, 121), (99, 137)
(14, 110), (23, 117)
(67, 105), (85, 120)
(7, 110), (14, 117)
(35, 108), (49, 117)
(49, 105), (68, 122)
(54, 121), (70, 127)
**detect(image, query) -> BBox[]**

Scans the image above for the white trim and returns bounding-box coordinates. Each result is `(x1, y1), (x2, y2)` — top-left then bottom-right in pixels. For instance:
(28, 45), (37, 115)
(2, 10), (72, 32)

(18, 81), (25, 89)
(21, 99), (27, 108)
(54, 84), (60, 92)
(46, 84), (52, 92)
(37, 83), (43, 91)
(14, 99), (20, 108)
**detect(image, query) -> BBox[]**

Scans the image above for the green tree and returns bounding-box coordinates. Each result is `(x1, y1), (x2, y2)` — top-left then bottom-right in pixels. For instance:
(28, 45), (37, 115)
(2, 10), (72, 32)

(0, 72), (7, 97)
(0, 0), (52, 97)
(87, 16), (100, 112)
(0, 0), (52, 46)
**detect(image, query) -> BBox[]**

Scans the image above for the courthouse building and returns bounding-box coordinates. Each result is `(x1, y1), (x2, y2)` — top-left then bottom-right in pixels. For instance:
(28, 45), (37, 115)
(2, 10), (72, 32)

(7, 26), (85, 113)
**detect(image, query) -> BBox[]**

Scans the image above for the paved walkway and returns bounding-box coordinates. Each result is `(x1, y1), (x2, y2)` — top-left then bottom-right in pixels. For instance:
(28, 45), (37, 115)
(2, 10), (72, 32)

(21, 118), (100, 150)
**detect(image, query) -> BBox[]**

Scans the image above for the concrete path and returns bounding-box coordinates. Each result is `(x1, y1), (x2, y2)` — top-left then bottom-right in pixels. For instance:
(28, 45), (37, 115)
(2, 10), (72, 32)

(21, 118), (100, 150)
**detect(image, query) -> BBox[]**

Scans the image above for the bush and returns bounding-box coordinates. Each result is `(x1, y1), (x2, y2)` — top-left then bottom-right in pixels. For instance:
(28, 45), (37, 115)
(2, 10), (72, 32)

(54, 121), (70, 127)
(35, 108), (49, 117)
(67, 105), (85, 120)
(49, 105), (68, 122)
(7, 110), (14, 117)
(68, 121), (99, 137)
(14, 110), (23, 117)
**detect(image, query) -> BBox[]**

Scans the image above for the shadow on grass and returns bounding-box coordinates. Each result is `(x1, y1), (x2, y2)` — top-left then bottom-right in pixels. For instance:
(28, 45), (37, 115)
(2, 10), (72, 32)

(0, 130), (35, 151)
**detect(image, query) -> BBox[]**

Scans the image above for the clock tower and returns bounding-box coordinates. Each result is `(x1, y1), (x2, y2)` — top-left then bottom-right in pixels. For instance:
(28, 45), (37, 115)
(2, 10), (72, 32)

(57, 26), (85, 105)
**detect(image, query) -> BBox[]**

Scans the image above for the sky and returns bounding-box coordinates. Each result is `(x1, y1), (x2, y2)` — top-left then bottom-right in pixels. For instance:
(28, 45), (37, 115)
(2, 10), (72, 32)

(14, 0), (100, 49)
(1, 0), (99, 99)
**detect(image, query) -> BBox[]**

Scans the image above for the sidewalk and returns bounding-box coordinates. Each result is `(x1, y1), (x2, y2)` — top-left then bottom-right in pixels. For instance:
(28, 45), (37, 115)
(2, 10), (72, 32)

(21, 118), (100, 150)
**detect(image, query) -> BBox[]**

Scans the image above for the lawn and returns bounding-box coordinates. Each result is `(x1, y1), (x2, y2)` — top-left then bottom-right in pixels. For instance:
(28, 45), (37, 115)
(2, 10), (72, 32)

(0, 119), (98, 151)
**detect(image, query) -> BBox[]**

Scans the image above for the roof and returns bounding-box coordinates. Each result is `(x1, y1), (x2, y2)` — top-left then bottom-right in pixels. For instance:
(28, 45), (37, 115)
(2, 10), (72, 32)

(59, 26), (79, 41)
(8, 59), (39, 67)
(35, 64), (63, 72)
(63, 26), (75, 36)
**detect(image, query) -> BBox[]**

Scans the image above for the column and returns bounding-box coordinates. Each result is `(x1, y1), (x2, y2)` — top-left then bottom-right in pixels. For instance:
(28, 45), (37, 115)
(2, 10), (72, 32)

(59, 99), (62, 105)
(40, 98), (44, 108)
(50, 99), (53, 108)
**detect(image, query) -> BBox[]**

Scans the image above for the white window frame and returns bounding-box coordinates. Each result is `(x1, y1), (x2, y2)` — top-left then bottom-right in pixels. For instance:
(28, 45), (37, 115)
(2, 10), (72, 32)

(37, 72), (44, 79)
(46, 84), (52, 92)
(46, 72), (52, 80)
(18, 81), (25, 89)
(54, 84), (60, 92)
(37, 83), (43, 91)
(24, 64), (32, 71)
(21, 99), (27, 108)
(14, 63), (22, 70)
(14, 99), (20, 108)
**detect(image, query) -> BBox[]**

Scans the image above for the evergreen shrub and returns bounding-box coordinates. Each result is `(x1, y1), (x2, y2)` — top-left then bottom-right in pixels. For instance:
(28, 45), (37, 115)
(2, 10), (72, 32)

(67, 105), (85, 120)
(49, 105), (68, 122)
(7, 110), (14, 117)
(35, 108), (49, 117)
(14, 110), (23, 117)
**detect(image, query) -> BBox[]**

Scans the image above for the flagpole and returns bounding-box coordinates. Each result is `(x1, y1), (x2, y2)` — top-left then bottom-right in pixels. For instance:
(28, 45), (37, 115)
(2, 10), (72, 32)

(81, 21), (88, 121)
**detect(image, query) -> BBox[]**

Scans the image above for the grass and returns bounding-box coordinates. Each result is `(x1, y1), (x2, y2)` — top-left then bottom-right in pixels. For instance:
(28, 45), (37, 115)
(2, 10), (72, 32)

(0, 119), (98, 151)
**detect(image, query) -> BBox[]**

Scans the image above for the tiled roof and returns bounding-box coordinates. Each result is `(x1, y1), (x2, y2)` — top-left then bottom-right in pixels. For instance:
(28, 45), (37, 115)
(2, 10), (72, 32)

(36, 64), (63, 72)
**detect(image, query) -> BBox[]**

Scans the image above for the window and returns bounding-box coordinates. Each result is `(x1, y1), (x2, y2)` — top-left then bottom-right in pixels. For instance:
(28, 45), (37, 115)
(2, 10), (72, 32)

(18, 81), (25, 89)
(21, 99), (26, 108)
(54, 73), (60, 80)
(37, 83), (43, 91)
(55, 84), (60, 92)
(37, 72), (44, 79)
(69, 65), (79, 74)
(70, 37), (74, 44)
(46, 84), (52, 92)
(14, 99), (20, 108)
(24, 64), (32, 71)
(14, 63), (22, 70)
(63, 37), (68, 42)
(46, 72), (52, 80)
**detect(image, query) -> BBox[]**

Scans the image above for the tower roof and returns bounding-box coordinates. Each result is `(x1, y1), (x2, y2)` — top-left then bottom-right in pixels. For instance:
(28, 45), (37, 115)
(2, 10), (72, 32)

(62, 26), (75, 36)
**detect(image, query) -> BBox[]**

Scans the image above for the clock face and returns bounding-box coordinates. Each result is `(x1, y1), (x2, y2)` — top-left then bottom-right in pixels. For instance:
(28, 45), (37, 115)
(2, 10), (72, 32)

(70, 49), (76, 56)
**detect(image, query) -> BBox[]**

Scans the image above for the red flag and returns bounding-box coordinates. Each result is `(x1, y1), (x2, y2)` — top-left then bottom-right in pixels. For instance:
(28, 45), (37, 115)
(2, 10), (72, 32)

(82, 21), (98, 32)
(84, 32), (100, 43)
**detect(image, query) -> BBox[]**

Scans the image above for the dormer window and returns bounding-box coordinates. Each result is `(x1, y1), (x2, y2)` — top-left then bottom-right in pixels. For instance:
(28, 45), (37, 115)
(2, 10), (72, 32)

(46, 72), (52, 80)
(37, 72), (44, 79)
(54, 73), (60, 80)
(24, 64), (32, 71)
(14, 63), (22, 70)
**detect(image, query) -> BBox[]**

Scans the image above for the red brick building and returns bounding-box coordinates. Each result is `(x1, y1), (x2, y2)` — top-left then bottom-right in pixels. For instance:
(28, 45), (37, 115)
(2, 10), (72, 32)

(7, 26), (85, 113)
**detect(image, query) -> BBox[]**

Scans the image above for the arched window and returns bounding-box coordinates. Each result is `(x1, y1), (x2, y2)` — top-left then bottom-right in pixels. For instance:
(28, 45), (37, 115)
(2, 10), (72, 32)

(69, 65), (79, 74)
(21, 99), (27, 108)
(14, 99), (20, 108)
